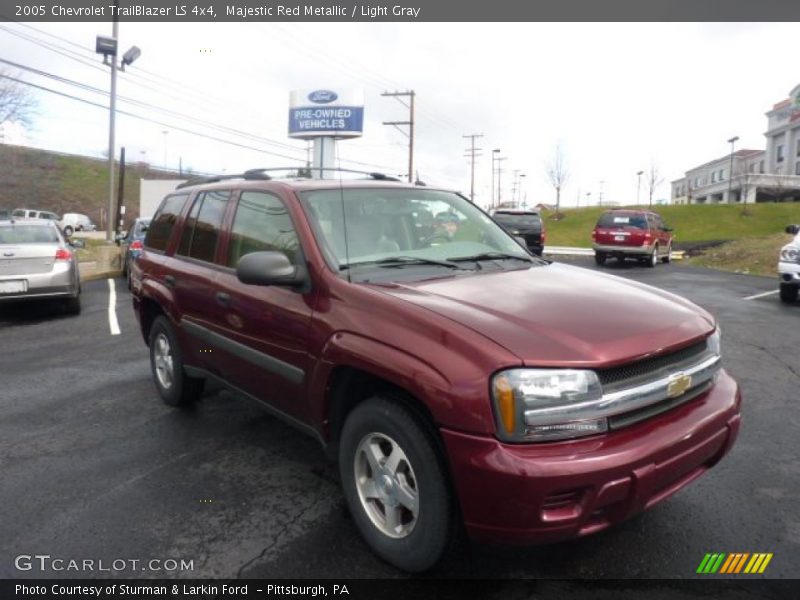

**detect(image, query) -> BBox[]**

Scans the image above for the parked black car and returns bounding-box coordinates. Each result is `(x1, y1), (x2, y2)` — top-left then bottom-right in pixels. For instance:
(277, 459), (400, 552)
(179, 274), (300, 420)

(492, 209), (545, 255)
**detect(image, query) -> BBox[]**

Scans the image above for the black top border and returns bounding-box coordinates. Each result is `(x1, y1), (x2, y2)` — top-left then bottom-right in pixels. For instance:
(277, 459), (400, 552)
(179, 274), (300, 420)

(2, 0), (800, 22)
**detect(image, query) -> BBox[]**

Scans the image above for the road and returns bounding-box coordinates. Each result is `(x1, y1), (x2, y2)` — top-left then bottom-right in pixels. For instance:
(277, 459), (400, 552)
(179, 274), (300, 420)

(0, 259), (797, 580)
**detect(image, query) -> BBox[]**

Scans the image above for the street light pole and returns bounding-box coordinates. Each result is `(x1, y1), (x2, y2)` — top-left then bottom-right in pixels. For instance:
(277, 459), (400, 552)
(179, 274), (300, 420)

(491, 149), (500, 208)
(636, 170), (644, 205)
(496, 156), (507, 206)
(97, 8), (140, 241)
(727, 136), (739, 203)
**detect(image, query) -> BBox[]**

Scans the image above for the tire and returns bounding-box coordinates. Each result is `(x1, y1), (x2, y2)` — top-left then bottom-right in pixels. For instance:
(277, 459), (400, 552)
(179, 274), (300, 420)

(339, 395), (454, 573)
(63, 225), (74, 237)
(646, 245), (658, 268)
(780, 283), (798, 304)
(148, 315), (205, 407)
(64, 293), (81, 315)
(662, 243), (672, 264)
(594, 251), (606, 266)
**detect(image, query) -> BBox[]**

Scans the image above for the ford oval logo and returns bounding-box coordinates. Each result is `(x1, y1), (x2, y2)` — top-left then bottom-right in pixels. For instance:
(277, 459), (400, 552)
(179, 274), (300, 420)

(308, 90), (337, 104)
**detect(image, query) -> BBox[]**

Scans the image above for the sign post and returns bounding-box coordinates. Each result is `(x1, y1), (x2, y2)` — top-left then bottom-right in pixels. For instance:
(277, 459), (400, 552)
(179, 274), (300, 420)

(289, 89), (364, 178)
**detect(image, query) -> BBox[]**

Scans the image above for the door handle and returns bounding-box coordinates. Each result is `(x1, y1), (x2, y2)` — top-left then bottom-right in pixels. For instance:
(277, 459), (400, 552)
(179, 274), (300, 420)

(216, 292), (231, 307)
(164, 275), (176, 288)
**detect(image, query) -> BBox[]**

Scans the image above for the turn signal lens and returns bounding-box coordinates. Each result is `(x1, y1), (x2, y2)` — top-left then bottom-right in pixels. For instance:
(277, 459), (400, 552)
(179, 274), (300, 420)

(493, 375), (516, 434)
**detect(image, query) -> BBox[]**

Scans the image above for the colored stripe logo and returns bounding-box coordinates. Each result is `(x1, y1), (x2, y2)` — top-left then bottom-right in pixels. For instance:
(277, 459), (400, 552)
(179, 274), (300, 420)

(696, 553), (773, 574)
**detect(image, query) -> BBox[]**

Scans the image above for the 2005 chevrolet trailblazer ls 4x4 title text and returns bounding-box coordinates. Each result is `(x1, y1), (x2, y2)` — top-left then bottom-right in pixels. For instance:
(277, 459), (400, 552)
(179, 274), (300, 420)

(131, 171), (741, 572)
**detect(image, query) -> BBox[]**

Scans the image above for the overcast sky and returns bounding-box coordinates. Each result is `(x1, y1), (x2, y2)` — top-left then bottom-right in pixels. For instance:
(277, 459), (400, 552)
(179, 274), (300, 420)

(1, 21), (798, 209)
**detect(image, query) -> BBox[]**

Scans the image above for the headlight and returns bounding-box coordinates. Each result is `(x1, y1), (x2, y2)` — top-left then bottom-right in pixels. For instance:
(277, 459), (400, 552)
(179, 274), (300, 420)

(491, 369), (607, 442)
(780, 245), (800, 263)
(707, 327), (721, 357)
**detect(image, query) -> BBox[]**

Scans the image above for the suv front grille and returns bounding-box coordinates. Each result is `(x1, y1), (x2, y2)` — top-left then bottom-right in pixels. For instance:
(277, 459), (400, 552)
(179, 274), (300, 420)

(597, 340), (708, 391)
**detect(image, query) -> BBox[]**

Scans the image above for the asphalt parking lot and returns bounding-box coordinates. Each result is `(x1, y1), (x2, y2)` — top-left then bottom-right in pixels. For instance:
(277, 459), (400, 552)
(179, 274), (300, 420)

(1, 258), (798, 580)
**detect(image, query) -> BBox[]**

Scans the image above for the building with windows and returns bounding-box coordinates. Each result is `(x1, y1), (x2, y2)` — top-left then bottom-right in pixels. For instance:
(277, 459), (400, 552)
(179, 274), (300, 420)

(672, 83), (800, 204)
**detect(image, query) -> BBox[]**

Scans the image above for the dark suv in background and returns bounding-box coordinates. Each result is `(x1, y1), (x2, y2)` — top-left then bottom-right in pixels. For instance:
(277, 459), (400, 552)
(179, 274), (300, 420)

(132, 170), (739, 572)
(492, 209), (545, 255)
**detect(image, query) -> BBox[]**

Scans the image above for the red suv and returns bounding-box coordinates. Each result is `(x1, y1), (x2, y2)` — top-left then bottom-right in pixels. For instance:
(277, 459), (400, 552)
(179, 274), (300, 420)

(592, 209), (674, 267)
(132, 172), (740, 572)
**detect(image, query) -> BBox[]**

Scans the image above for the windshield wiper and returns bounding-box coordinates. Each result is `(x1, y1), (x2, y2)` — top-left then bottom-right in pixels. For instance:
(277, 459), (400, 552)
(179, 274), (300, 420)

(340, 256), (474, 271)
(447, 252), (533, 263)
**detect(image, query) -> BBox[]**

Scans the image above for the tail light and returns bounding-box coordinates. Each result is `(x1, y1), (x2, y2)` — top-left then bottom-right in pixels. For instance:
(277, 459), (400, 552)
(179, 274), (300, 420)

(541, 229), (546, 243)
(591, 230), (597, 241)
(55, 248), (72, 261)
(130, 240), (143, 250)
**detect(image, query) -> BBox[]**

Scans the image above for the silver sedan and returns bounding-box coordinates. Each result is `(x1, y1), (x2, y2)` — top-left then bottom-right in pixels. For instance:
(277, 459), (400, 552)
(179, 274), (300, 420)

(0, 219), (82, 313)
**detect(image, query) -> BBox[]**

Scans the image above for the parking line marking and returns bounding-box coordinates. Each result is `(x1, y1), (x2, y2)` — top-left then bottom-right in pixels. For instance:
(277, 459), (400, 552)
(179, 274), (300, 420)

(108, 278), (121, 336)
(743, 289), (779, 301)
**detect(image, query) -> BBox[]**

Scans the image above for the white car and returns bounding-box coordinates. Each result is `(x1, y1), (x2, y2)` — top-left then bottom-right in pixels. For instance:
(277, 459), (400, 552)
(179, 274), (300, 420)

(59, 213), (96, 236)
(779, 224), (800, 303)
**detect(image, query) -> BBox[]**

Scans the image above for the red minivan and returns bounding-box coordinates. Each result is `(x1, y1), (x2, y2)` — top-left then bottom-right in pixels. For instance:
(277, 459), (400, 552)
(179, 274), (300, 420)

(132, 172), (739, 572)
(592, 209), (674, 267)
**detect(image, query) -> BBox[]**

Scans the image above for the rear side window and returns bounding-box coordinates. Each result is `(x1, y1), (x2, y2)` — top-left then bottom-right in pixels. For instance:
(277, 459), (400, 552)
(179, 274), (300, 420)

(145, 194), (189, 252)
(227, 191), (299, 267)
(177, 190), (230, 263)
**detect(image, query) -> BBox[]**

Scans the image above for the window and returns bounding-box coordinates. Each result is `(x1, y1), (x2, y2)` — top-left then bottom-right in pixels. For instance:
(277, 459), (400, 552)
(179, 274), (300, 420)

(797, 139), (800, 157)
(760, 160), (765, 173)
(227, 191), (299, 268)
(796, 161), (800, 176)
(711, 172), (716, 183)
(777, 144), (784, 162)
(178, 190), (230, 263)
(719, 169), (725, 181)
(145, 194), (188, 252)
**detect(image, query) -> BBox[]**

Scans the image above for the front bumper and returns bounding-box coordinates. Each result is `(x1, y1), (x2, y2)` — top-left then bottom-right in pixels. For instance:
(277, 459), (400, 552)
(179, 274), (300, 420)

(442, 369), (741, 545)
(593, 242), (654, 256)
(0, 262), (79, 301)
(778, 261), (800, 284)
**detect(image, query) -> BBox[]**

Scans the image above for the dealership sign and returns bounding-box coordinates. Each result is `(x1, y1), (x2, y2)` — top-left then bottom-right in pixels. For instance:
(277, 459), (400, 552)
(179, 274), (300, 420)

(288, 88), (364, 138)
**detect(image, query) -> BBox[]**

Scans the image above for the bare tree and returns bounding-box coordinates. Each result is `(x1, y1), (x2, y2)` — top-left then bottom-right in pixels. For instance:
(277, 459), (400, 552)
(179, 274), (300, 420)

(0, 69), (37, 128)
(767, 162), (792, 202)
(736, 158), (753, 215)
(647, 162), (664, 207)
(545, 143), (569, 217)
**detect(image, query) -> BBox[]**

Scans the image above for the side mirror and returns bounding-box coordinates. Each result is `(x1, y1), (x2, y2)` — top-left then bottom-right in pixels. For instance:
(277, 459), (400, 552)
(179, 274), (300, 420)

(70, 239), (86, 249)
(114, 232), (126, 245)
(663, 226), (673, 232)
(236, 251), (307, 288)
(786, 224), (800, 235)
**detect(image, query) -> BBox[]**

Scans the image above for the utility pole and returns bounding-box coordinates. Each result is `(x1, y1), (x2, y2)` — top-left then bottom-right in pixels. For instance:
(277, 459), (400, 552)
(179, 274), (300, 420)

(463, 133), (483, 203)
(511, 169), (521, 204)
(491, 149), (501, 208)
(599, 180), (604, 207)
(382, 90), (415, 183)
(727, 135), (739, 203)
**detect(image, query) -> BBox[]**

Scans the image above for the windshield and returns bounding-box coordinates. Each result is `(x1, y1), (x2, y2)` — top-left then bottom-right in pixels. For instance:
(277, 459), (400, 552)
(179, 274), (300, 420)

(299, 188), (531, 271)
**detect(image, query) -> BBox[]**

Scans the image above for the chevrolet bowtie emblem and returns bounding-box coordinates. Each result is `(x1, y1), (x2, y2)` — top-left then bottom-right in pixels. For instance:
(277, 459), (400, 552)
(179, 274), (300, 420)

(667, 373), (692, 398)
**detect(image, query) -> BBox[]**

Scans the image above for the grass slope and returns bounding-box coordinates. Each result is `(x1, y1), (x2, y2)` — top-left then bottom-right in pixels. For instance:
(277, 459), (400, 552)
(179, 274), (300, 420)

(542, 203), (800, 247)
(0, 144), (181, 227)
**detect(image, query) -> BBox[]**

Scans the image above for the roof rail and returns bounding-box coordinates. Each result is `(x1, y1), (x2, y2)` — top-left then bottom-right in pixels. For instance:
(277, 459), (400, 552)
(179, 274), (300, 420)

(175, 167), (403, 189)
(175, 170), (272, 189)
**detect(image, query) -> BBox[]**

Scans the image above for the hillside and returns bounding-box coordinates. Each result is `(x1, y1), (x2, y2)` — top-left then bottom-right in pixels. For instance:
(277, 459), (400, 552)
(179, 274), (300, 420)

(542, 203), (800, 247)
(0, 144), (185, 228)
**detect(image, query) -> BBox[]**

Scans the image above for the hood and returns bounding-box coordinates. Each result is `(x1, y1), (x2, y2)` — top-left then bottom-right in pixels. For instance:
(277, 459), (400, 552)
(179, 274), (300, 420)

(369, 263), (714, 367)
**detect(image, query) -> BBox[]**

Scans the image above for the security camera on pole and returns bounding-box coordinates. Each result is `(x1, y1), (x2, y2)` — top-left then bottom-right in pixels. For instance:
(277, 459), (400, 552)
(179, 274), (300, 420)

(288, 89), (364, 178)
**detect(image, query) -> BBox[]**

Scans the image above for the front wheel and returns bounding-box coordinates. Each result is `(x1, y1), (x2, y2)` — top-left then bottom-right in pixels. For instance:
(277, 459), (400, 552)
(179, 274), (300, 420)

(339, 396), (454, 572)
(780, 283), (798, 304)
(148, 316), (204, 406)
